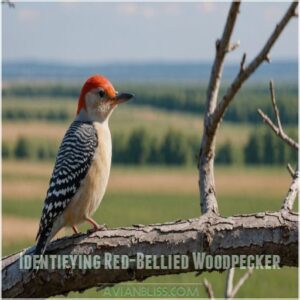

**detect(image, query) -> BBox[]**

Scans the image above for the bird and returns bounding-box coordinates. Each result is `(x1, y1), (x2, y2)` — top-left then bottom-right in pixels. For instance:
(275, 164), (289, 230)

(34, 75), (134, 256)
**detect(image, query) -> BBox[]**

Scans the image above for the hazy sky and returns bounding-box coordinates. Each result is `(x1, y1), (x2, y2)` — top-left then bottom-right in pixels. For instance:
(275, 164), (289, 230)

(3, 2), (298, 64)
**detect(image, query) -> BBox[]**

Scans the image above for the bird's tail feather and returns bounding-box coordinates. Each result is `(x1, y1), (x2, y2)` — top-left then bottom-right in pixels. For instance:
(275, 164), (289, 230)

(34, 227), (52, 256)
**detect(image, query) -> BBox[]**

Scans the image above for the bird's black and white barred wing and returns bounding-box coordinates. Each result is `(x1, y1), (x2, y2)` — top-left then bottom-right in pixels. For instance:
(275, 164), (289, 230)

(35, 121), (98, 254)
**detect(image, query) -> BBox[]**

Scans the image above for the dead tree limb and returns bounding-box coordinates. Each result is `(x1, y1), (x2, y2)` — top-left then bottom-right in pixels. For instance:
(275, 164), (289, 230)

(281, 170), (299, 211)
(257, 81), (299, 150)
(224, 268), (235, 299)
(258, 108), (298, 150)
(198, 1), (298, 214)
(230, 268), (253, 299)
(207, 266), (253, 299)
(197, 2), (298, 296)
(198, 1), (241, 215)
(2, 210), (298, 298)
(212, 2), (298, 129)
(203, 278), (215, 300)
(256, 79), (299, 212)
(287, 163), (296, 178)
(2, 0), (15, 8)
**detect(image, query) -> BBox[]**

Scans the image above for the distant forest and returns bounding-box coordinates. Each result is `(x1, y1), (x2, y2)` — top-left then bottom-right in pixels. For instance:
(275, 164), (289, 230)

(2, 83), (298, 124)
(3, 128), (298, 166)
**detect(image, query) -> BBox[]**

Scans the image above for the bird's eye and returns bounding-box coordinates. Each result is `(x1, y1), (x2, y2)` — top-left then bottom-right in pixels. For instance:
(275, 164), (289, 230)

(98, 89), (105, 98)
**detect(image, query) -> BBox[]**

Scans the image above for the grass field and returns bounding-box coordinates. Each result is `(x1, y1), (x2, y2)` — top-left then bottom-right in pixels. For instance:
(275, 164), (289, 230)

(2, 160), (297, 298)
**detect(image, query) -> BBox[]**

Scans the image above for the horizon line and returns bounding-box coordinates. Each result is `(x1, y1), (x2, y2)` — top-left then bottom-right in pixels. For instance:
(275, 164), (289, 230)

(3, 58), (298, 67)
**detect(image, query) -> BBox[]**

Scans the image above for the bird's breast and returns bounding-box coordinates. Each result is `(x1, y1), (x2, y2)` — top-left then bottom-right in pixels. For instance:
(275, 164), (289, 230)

(63, 121), (112, 225)
(93, 121), (112, 173)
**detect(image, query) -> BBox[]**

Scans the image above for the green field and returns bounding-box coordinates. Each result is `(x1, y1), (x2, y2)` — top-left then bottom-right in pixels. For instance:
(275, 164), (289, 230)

(2, 161), (297, 298)
(2, 91), (298, 298)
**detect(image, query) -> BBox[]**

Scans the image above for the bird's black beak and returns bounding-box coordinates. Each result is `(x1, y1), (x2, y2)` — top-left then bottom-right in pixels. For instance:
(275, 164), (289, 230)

(114, 92), (134, 104)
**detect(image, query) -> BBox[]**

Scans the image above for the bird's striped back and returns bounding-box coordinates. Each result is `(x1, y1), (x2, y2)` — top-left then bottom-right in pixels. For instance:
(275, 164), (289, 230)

(35, 121), (98, 255)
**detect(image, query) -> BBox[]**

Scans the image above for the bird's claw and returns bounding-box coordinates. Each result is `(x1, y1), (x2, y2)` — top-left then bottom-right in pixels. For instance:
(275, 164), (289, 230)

(87, 224), (107, 234)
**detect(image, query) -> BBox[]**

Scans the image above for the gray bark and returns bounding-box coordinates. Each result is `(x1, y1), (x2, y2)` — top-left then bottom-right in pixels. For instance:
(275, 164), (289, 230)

(198, 1), (298, 214)
(198, 2), (241, 215)
(2, 211), (298, 298)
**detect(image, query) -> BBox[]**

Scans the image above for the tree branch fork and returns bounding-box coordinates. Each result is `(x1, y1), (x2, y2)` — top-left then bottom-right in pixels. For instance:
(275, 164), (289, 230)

(198, 1), (298, 215)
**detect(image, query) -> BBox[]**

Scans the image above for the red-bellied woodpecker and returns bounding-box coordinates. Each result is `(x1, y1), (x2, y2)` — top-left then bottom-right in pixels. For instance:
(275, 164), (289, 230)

(35, 75), (134, 255)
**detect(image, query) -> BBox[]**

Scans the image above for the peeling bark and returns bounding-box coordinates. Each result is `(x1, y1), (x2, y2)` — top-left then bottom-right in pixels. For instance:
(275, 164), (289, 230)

(2, 211), (298, 298)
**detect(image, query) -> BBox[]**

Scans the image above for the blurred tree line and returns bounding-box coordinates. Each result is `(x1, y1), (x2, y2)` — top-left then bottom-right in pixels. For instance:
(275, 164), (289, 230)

(3, 109), (69, 122)
(3, 128), (297, 166)
(3, 83), (297, 124)
(244, 129), (297, 165)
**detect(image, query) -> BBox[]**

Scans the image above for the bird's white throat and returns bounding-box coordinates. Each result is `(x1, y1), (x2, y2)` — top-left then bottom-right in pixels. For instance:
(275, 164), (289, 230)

(75, 107), (114, 123)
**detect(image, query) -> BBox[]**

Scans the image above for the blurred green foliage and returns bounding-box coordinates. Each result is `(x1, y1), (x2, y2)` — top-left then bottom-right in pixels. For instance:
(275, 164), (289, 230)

(244, 129), (297, 165)
(3, 107), (70, 122)
(14, 137), (32, 159)
(2, 83), (297, 124)
(3, 127), (297, 166)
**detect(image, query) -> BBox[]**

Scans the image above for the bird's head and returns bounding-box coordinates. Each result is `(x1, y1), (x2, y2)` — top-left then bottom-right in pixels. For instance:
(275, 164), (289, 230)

(76, 75), (134, 122)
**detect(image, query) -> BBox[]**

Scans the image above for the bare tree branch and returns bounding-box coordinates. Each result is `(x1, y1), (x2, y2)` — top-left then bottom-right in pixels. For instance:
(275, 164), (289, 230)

(212, 2), (298, 130)
(203, 278), (215, 300)
(198, 1), (297, 215)
(2, 0), (15, 8)
(258, 81), (298, 212)
(198, 1), (241, 215)
(269, 80), (282, 132)
(256, 79), (298, 213)
(239, 53), (247, 73)
(257, 80), (298, 150)
(287, 163), (296, 178)
(224, 267), (254, 299)
(230, 268), (253, 299)
(281, 170), (299, 211)
(257, 81), (299, 150)
(205, 2), (241, 116)
(225, 268), (235, 299)
(258, 108), (299, 150)
(2, 210), (298, 298)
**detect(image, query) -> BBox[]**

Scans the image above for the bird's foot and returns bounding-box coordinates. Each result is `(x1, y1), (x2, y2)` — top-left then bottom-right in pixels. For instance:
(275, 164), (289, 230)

(87, 223), (107, 234)
(85, 217), (107, 233)
(72, 225), (79, 234)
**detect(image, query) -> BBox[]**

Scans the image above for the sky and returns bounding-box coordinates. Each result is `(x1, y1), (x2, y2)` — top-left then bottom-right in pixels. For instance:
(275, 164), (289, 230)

(2, 2), (298, 64)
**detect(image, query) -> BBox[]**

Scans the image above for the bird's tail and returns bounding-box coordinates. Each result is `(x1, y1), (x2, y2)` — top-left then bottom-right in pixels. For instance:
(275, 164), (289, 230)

(34, 227), (52, 256)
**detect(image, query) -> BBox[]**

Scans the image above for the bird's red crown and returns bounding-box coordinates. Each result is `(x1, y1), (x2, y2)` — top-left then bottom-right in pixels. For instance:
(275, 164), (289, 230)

(77, 75), (116, 114)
